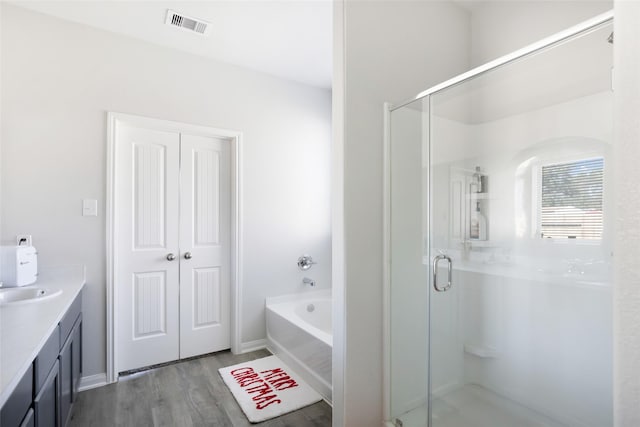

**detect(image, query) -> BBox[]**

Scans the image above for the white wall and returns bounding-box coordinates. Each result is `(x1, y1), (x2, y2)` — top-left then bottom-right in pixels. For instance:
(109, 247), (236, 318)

(612, 1), (640, 424)
(0, 4), (332, 378)
(469, 0), (612, 67)
(335, 2), (470, 425)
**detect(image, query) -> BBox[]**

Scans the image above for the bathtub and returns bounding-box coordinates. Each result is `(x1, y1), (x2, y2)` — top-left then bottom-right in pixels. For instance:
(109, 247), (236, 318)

(266, 290), (332, 403)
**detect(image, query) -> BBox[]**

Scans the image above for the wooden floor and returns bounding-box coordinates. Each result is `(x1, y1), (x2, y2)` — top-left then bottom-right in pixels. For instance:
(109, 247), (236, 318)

(70, 349), (332, 427)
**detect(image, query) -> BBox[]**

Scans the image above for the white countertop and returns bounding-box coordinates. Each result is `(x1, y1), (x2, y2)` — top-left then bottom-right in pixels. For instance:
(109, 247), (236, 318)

(0, 265), (86, 408)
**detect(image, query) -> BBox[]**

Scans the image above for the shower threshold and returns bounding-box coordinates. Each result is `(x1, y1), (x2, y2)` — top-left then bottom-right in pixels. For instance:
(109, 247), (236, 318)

(396, 384), (568, 427)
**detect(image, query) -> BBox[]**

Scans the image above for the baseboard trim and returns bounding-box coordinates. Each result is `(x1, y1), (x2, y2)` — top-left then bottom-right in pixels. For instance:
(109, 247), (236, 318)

(78, 373), (108, 392)
(239, 339), (267, 353)
(78, 342), (266, 391)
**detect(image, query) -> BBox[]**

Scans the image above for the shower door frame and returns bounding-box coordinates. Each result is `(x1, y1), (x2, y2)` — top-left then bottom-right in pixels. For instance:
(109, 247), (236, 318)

(382, 9), (614, 426)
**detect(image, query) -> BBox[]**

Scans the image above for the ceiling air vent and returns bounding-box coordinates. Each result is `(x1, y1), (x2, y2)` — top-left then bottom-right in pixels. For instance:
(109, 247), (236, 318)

(165, 10), (211, 36)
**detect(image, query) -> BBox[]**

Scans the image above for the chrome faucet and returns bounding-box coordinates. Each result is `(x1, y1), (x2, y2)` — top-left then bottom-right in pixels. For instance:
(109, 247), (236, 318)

(303, 277), (316, 287)
(297, 255), (317, 271)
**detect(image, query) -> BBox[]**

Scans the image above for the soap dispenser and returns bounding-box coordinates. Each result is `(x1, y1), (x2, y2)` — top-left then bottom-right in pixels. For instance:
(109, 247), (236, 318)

(472, 166), (484, 193)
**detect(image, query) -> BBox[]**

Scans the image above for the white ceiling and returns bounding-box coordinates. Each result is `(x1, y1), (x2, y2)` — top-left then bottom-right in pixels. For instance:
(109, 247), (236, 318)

(9, 0), (333, 89)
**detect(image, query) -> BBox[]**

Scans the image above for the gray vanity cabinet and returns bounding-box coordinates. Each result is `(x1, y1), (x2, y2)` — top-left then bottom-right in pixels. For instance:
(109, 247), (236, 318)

(71, 318), (82, 400)
(34, 329), (60, 397)
(0, 365), (33, 427)
(33, 360), (60, 427)
(59, 314), (81, 426)
(0, 291), (82, 427)
(58, 293), (82, 427)
(59, 337), (72, 426)
(19, 408), (34, 427)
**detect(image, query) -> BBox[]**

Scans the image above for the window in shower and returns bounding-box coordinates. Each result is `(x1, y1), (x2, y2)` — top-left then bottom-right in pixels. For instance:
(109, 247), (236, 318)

(539, 157), (604, 239)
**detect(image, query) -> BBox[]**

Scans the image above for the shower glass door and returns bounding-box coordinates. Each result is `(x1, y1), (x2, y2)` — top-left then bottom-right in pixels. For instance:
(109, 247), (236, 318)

(389, 19), (613, 427)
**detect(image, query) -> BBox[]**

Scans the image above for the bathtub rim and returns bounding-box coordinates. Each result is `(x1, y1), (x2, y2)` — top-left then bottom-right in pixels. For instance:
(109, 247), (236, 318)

(265, 289), (333, 347)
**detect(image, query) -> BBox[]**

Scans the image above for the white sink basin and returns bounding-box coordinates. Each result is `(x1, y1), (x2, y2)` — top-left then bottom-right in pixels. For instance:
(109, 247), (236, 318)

(0, 287), (63, 305)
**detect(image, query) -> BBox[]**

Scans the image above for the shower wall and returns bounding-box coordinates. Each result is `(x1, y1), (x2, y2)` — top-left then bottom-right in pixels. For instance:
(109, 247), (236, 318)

(469, 1), (612, 66)
(612, 2), (640, 423)
(430, 88), (613, 425)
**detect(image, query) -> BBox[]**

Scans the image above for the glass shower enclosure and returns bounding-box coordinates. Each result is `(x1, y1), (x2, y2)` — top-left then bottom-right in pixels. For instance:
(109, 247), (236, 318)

(386, 12), (613, 427)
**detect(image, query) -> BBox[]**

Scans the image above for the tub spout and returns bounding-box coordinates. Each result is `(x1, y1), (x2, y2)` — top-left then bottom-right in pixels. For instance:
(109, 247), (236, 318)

(303, 277), (316, 287)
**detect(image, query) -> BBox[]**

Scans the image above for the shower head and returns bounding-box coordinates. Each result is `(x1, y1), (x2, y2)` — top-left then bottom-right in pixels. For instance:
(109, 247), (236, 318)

(607, 32), (614, 44)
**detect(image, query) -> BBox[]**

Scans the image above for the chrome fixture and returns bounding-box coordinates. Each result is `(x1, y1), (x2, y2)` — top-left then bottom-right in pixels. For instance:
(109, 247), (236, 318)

(166, 253), (176, 261)
(432, 254), (452, 292)
(297, 255), (317, 271)
(303, 277), (316, 287)
(184, 252), (192, 260)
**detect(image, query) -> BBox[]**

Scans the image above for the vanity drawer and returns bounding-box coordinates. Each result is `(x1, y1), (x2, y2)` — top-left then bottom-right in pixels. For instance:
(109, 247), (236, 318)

(34, 326), (60, 393)
(33, 360), (59, 427)
(20, 408), (34, 427)
(0, 364), (33, 427)
(59, 292), (81, 349)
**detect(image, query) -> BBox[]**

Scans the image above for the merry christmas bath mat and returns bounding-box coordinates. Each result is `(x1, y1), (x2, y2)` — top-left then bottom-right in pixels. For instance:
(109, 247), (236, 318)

(218, 355), (322, 423)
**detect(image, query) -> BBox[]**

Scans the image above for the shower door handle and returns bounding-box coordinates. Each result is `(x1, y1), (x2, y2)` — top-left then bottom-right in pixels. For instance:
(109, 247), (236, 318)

(433, 254), (453, 292)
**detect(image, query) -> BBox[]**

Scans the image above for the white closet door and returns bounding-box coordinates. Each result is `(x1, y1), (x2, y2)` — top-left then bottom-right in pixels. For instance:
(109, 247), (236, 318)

(179, 134), (231, 358)
(116, 124), (181, 372)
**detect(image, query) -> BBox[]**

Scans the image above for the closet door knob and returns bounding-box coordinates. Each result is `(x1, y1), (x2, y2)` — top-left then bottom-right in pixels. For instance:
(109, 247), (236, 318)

(184, 252), (192, 260)
(166, 253), (176, 261)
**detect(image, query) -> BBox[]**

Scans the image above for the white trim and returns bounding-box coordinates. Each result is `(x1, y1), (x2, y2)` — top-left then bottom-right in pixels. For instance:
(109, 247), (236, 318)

(106, 112), (242, 383)
(239, 339), (267, 353)
(331, 1), (346, 426)
(105, 114), (117, 384)
(78, 373), (108, 392)
(390, 9), (614, 111)
(382, 102), (392, 423)
(231, 135), (244, 355)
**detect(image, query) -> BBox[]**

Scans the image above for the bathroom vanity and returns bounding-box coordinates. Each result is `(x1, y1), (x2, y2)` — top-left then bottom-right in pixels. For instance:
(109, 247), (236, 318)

(0, 266), (85, 427)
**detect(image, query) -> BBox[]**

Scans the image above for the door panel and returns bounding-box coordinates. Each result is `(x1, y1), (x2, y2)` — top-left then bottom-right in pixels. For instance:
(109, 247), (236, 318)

(133, 143), (168, 249)
(179, 134), (231, 358)
(193, 267), (222, 327)
(193, 147), (221, 245)
(133, 272), (167, 338)
(117, 124), (180, 371)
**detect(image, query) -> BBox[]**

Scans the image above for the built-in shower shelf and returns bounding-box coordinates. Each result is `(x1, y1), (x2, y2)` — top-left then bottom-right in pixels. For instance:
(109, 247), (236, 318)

(464, 344), (500, 358)
(469, 192), (491, 200)
(468, 240), (496, 248)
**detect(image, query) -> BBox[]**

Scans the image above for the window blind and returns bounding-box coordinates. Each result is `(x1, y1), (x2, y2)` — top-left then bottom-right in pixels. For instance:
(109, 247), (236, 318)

(540, 157), (604, 239)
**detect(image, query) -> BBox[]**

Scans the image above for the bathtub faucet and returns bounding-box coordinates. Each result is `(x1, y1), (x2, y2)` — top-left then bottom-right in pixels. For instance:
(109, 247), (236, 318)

(297, 254), (317, 271)
(303, 277), (316, 287)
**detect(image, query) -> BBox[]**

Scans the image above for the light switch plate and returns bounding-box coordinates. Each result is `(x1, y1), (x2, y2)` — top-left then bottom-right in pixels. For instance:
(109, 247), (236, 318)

(83, 199), (98, 216)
